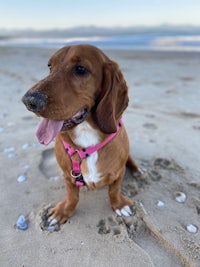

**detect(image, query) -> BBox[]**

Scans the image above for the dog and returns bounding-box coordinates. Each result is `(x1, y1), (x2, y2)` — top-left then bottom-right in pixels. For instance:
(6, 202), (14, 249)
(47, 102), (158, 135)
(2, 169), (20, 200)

(22, 44), (140, 226)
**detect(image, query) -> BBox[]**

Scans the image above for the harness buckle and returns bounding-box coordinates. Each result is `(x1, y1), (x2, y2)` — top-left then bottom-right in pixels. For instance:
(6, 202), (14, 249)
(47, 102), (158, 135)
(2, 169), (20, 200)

(70, 170), (85, 187)
(70, 170), (82, 178)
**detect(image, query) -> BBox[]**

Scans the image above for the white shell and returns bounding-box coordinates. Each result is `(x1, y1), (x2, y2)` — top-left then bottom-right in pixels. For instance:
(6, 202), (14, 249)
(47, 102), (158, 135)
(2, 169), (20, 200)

(186, 224), (198, 234)
(175, 192), (186, 203)
(157, 200), (165, 207)
(17, 175), (27, 182)
(22, 143), (29, 149)
(4, 147), (15, 153)
(16, 215), (28, 230)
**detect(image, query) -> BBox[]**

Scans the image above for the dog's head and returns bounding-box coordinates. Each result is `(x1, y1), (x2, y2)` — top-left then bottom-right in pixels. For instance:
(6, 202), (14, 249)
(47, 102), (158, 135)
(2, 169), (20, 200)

(22, 44), (129, 145)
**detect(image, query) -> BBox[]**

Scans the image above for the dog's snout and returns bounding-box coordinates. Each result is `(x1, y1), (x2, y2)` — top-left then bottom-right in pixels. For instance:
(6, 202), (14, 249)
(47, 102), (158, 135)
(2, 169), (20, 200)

(22, 92), (47, 113)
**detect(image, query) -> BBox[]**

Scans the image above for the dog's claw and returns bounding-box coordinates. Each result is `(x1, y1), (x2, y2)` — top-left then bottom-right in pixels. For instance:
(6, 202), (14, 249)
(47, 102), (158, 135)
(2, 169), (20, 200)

(133, 167), (146, 178)
(49, 218), (58, 226)
(115, 205), (132, 217)
(138, 167), (146, 175)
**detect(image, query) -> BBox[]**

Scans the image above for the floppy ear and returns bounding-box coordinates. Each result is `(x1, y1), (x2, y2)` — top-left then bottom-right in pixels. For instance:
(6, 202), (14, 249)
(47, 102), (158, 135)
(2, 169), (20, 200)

(95, 61), (129, 133)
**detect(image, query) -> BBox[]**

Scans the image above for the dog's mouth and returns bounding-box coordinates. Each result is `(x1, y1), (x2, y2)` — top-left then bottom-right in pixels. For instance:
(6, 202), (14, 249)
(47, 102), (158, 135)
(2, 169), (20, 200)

(62, 107), (88, 130)
(36, 107), (88, 145)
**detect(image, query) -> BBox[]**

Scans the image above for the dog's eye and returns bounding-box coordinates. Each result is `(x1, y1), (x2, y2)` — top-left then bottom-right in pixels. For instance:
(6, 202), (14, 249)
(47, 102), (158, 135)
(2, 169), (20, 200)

(73, 65), (89, 77)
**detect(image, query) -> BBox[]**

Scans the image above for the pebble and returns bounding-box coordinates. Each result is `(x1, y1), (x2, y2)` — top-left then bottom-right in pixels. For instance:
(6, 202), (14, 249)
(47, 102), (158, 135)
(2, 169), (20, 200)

(16, 215), (28, 230)
(3, 147), (15, 153)
(186, 224), (198, 234)
(175, 192), (186, 203)
(157, 200), (165, 207)
(3, 147), (15, 158)
(22, 143), (29, 150)
(17, 175), (27, 182)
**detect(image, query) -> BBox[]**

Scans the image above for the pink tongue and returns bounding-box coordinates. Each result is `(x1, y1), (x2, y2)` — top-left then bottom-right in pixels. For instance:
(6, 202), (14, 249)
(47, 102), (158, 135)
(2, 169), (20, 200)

(36, 118), (64, 145)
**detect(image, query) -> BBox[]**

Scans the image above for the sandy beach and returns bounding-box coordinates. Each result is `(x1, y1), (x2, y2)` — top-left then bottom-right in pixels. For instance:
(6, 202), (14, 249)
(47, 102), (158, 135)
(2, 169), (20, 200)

(0, 46), (200, 267)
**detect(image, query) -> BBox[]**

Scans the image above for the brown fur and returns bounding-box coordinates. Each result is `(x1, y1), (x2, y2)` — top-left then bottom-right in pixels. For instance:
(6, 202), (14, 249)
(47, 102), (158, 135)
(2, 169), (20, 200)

(22, 44), (139, 224)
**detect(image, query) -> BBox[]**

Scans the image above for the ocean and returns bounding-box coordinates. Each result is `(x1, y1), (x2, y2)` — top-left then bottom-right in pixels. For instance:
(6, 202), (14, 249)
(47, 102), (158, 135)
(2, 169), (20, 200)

(1, 32), (200, 51)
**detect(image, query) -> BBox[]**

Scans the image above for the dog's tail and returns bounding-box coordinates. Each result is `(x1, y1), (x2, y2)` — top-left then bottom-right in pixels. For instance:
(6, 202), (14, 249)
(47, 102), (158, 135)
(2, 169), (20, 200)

(126, 154), (139, 174)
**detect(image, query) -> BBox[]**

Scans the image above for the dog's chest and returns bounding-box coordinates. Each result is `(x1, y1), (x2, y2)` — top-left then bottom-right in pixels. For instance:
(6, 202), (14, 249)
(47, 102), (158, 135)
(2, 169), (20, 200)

(74, 122), (101, 184)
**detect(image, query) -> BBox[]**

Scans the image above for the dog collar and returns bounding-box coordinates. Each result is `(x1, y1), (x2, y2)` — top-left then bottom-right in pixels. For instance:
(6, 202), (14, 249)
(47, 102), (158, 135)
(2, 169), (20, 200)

(62, 119), (123, 187)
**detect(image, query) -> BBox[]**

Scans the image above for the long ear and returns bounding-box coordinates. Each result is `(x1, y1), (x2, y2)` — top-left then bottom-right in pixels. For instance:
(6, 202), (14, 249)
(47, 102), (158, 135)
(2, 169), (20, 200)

(95, 61), (129, 133)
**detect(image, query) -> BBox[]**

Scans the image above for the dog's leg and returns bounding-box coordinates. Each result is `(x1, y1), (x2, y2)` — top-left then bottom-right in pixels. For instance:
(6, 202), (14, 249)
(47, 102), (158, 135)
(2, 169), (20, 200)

(126, 154), (139, 172)
(109, 168), (133, 217)
(48, 177), (79, 224)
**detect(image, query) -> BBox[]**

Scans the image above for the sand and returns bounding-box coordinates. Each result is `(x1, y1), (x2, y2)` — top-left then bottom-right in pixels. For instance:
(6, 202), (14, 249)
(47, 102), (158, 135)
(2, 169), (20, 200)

(0, 46), (200, 267)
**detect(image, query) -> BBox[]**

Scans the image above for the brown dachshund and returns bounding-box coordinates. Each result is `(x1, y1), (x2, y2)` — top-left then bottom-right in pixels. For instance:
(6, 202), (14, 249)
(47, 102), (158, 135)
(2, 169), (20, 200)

(22, 44), (140, 226)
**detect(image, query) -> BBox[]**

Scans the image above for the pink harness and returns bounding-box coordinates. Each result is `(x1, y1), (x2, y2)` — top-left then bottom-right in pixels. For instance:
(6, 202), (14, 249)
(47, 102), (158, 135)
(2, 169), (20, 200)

(62, 119), (123, 187)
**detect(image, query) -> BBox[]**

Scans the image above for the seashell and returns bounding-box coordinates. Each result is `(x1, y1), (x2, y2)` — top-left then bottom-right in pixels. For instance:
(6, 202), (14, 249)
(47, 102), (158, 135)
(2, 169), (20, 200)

(16, 215), (28, 230)
(3, 147), (15, 153)
(22, 143), (29, 149)
(157, 200), (165, 207)
(186, 224), (198, 234)
(175, 192), (186, 203)
(17, 175), (27, 182)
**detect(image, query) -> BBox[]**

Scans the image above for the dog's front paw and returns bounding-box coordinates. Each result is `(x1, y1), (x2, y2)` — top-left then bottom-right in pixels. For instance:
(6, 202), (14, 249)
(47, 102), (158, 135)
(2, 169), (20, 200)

(115, 205), (132, 217)
(110, 192), (133, 217)
(48, 201), (75, 225)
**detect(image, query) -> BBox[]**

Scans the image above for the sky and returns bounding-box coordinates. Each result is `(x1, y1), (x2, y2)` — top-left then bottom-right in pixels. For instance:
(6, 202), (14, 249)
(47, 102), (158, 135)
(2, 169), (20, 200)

(1, 0), (200, 30)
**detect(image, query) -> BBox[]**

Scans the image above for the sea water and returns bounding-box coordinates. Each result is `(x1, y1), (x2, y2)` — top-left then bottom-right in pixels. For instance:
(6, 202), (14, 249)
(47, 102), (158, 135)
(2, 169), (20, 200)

(1, 32), (200, 51)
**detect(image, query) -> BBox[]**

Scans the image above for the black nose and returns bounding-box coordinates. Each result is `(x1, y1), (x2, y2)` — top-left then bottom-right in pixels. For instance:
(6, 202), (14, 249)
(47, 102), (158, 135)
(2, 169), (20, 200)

(22, 92), (47, 113)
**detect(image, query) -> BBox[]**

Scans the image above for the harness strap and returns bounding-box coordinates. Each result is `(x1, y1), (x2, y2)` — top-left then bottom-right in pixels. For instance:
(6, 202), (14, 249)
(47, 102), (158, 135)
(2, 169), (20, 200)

(63, 119), (123, 187)
(71, 160), (81, 174)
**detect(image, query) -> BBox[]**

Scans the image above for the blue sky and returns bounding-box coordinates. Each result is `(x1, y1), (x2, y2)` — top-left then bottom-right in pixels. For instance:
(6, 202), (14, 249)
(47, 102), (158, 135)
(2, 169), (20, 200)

(1, 0), (200, 29)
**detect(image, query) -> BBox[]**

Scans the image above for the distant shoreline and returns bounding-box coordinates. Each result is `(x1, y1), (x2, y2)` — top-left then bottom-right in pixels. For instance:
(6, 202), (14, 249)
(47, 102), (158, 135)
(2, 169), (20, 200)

(1, 25), (200, 51)
(0, 34), (200, 52)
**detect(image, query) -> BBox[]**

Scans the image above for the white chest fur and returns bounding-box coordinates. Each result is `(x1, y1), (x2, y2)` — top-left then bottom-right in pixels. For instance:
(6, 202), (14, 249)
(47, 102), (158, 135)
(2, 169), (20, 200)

(74, 121), (101, 184)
